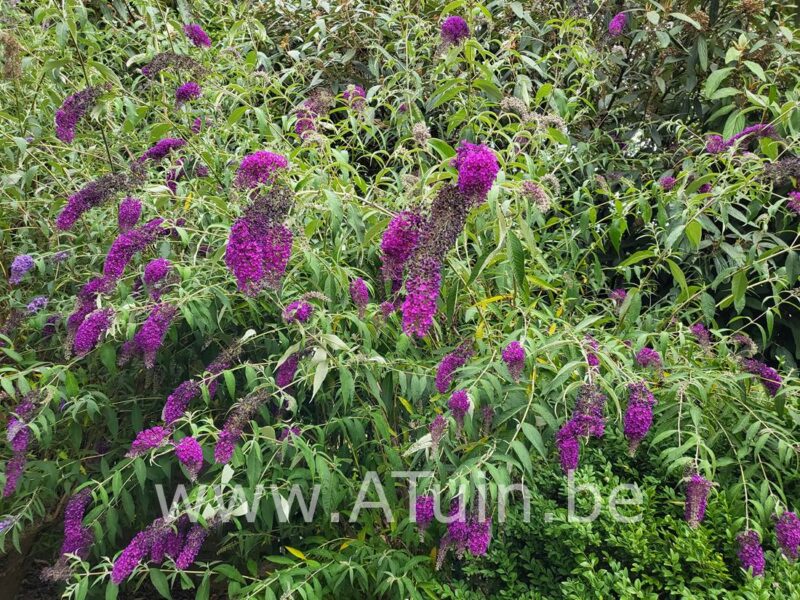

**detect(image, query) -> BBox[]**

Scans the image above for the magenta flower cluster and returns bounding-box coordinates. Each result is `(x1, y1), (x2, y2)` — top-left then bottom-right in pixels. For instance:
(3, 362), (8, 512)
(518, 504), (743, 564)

(350, 277), (369, 316)
(138, 137), (186, 163)
(130, 303), (177, 368)
(608, 12), (628, 37)
(73, 308), (114, 356)
(435, 341), (473, 393)
(118, 197), (142, 232)
(343, 84), (366, 110)
(175, 81), (202, 106)
(451, 141), (500, 204)
(183, 23), (211, 48)
(635, 346), (662, 369)
(742, 358), (782, 396)
(225, 217), (293, 295)
(55, 85), (107, 143)
(684, 473), (712, 528)
(501, 341), (525, 381)
(441, 16), (469, 45)
(283, 300), (313, 323)
(776, 511), (800, 560)
(235, 151), (288, 188)
(127, 425), (171, 457)
(380, 211), (423, 287)
(143, 258), (172, 300)
(623, 381), (656, 453)
(9, 254), (34, 285)
(175, 436), (203, 480)
(737, 530), (765, 576)
(555, 384), (607, 472)
(706, 124), (776, 154)
(103, 218), (169, 282)
(448, 390), (470, 428)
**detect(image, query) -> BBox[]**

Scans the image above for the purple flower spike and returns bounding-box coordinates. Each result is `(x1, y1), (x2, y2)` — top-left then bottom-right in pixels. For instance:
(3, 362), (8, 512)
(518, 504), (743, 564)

(435, 341), (473, 393)
(684, 473), (712, 528)
(451, 141), (499, 205)
(9, 254), (34, 285)
(501, 341), (525, 381)
(127, 425), (171, 457)
(441, 16), (469, 45)
(623, 381), (657, 453)
(183, 24), (211, 48)
(608, 12), (628, 37)
(73, 308), (114, 356)
(235, 151), (288, 188)
(175, 436), (203, 480)
(776, 512), (800, 560)
(737, 530), (765, 576)
(350, 277), (369, 317)
(118, 197), (142, 232)
(175, 81), (202, 106)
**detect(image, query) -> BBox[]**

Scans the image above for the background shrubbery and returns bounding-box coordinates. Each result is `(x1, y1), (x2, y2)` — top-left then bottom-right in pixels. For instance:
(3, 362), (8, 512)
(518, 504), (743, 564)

(2, 0), (800, 598)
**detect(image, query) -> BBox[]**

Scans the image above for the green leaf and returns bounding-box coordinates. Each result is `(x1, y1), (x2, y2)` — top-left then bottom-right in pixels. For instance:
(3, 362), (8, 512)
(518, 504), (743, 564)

(732, 270), (748, 313)
(703, 67), (734, 98)
(149, 569), (172, 599)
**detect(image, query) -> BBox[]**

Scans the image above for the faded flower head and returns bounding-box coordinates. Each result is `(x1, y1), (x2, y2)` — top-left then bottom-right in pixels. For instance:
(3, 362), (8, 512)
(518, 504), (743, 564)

(521, 181), (551, 212)
(412, 121), (431, 145)
(684, 472), (712, 528)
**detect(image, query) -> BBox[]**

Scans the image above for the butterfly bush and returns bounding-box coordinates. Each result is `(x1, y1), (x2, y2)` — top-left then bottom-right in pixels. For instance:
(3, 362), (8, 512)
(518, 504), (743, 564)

(380, 210), (423, 287)
(343, 84), (366, 110)
(127, 425), (171, 457)
(73, 308), (114, 356)
(452, 141), (500, 204)
(183, 23), (211, 48)
(435, 341), (473, 393)
(441, 16), (469, 46)
(138, 137), (186, 163)
(742, 358), (782, 396)
(684, 473), (713, 528)
(175, 81), (202, 105)
(9, 254), (34, 285)
(447, 390), (470, 428)
(143, 258), (172, 299)
(56, 171), (141, 230)
(623, 381), (657, 453)
(131, 303), (177, 368)
(737, 530), (766, 576)
(103, 218), (169, 282)
(608, 12), (628, 37)
(117, 197), (142, 232)
(283, 300), (313, 323)
(501, 341), (525, 381)
(555, 384), (606, 472)
(54, 85), (108, 143)
(214, 390), (269, 464)
(776, 512), (800, 560)
(349, 277), (369, 316)
(175, 436), (203, 480)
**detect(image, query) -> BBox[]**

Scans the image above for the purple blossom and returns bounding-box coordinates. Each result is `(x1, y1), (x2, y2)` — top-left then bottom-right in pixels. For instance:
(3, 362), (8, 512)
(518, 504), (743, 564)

(9, 254), (34, 285)
(380, 211), (423, 285)
(435, 342), (473, 393)
(144, 258), (172, 299)
(175, 436), (203, 480)
(132, 303), (177, 368)
(26, 295), (48, 314)
(192, 117), (204, 134)
(235, 151), (288, 188)
(401, 257), (442, 338)
(343, 85), (366, 110)
(283, 300), (313, 323)
(556, 432), (580, 472)
(380, 301), (396, 318)
(56, 171), (136, 230)
(225, 218), (293, 295)
(138, 138), (186, 163)
(118, 197), (142, 232)
(698, 182), (712, 194)
(610, 288), (627, 305)
(776, 512), (800, 560)
(162, 380), (201, 424)
(623, 381), (657, 452)
(635, 347), (662, 369)
(787, 191), (800, 215)
(279, 426), (301, 442)
(501, 341), (526, 381)
(705, 135), (728, 154)
(183, 24), (211, 48)
(103, 218), (168, 282)
(175, 524), (208, 569)
(111, 530), (150, 583)
(451, 141), (499, 204)
(737, 530), (765, 576)
(659, 176), (677, 191)
(608, 12), (628, 37)
(55, 86), (107, 143)
(466, 517), (491, 555)
(60, 489), (93, 559)
(415, 494), (435, 530)
(448, 390), (471, 427)
(73, 308), (114, 356)
(275, 353), (299, 389)
(2, 453), (26, 497)
(350, 277), (369, 316)
(127, 425), (171, 457)
(429, 414), (448, 451)
(214, 391), (269, 464)
(684, 473), (712, 528)
(742, 358), (782, 396)
(176, 81), (201, 106)
(690, 323), (711, 347)
(441, 16), (469, 45)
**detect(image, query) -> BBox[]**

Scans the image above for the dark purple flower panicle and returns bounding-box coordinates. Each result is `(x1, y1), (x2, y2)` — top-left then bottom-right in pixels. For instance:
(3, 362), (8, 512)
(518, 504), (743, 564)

(3, 453), (26, 497)
(214, 390), (269, 464)
(610, 288), (627, 305)
(103, 218), (168, 283)
(225, 218), (293, 295)
(728, 123), (777, 148)
(429, 414), (448, 451)
(60, 489), (93, 559)
(466, 517), (491, 556)
(608, 12), (628, 37)
(73, 308), (114, 356)
(501, 341), (525, 381)
(415, 494), (435, 530)
(380, 211), (423, 286)
(698, 182), (712, 194)
(127, 425), (171, 457)
(175, 436), (203, 480)
(144, 258), (172, 299)
(380, 301), (396, 318)
(448, 390), (471, 428)
(26, 295), (48, 314)
(401, 257), (442, 337)
(776, 512), (800, 560)
(56, 171), (137, 230)
(742, 358), (782, 397)
(554, 385), (607, 473)
(690, 323), (711, 347)
(55, 85), (107, 143)
(275, 353), (299, 389)
(138, 138), (186, 163)
(441, 16), (469, 45)
(350, 277), (369, 317)
(787, 191), (800, 215)
(175, 524), (208, 569)
(684, 473), (712, 528)
(111, 529), (150, 583)
(42, 314), (60, 337)
(737, 530), (765, 576)
(705, 135), (728, 154)
(451, 141), (499, 205)
(635, 347), (662, 369)
(175, 81), (202, 106)
(343, 84), (366, 110)
(278, 426), (301, 442)
(733, 333), (758, 357)
(235, 151), (288, 188)
(283, 300), (313, 323)
(66, 277), (113, 341)
(162, 380), (201, 424)
(623, 381), (657, 453)
(435, 341), (473, 393)
(192, 117), (204, 134)
(118, 197), (142, 233)
(659, 176), (677, 191)
(132, 303), (177, 368)
(9, 254), (34, 285)
(183, 23), (211, 48)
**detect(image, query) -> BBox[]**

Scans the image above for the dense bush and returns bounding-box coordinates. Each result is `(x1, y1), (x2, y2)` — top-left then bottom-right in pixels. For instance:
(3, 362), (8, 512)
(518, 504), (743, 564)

(2, 0), (800, 598)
